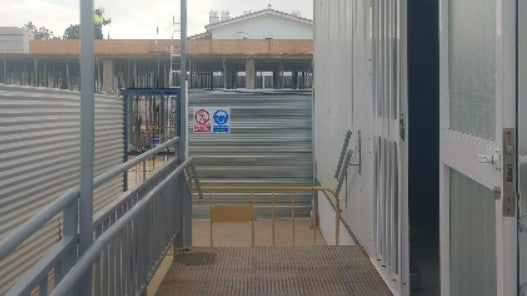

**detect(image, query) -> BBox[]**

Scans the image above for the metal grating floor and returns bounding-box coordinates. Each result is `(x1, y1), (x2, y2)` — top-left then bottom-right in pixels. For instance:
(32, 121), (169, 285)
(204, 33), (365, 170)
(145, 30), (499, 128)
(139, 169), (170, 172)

(156, 247), (392, 296)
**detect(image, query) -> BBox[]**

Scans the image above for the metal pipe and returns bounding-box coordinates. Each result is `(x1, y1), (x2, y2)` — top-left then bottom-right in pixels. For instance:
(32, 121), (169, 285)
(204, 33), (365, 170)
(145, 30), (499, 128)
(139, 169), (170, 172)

(50, 158), (192, 296)
(0, 137), (178, 260)
(123, 92), (130, 191)
(143, 160), (147, 181)
(200, 186), (338, 197)
(312, 191), (317, 246)
(292, 192), (296, 247)
(336, 200), (341, 247)
(271, 192), (275, 247)
(79, 0), (95, 247)
(94, 137), (179, 187)
(7, 237), (76, 296)
(79, 0), (95, 293)
(0, 190), (77, 260)
(179, 0), (191, 250)
(210, 191), (214, 248)
(251, 192), (255, 247)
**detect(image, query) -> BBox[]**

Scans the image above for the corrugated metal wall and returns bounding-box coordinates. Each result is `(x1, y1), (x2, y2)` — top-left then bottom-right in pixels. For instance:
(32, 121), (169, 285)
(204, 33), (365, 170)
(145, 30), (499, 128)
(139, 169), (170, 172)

(189, 90), (313, 218)
(0, 84), (124, 294)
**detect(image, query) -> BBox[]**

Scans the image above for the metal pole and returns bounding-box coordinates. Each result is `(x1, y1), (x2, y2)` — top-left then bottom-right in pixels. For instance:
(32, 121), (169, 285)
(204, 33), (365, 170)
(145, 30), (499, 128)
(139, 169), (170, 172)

(179, 0), (191, 249)
(79, 0), (95, 294)
(123, 93), (129, 191)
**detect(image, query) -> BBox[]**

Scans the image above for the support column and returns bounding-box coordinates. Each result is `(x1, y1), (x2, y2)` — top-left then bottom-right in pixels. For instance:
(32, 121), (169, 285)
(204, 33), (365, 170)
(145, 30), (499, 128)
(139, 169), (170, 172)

(245, 58), (256, 89)
(278, 61), (284, 89)
(102, 58), (115, 93)
(2, 59), (6, 83)
(292, 71), (299, 89)
(33, 58), (38, 86)
(222, 59), (233, 89)
(65, 61), (71, 89)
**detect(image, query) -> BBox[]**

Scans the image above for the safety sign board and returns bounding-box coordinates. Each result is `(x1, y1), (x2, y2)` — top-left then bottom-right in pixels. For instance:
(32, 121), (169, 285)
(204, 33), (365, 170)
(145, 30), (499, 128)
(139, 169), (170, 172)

(193, 107), (231, 134)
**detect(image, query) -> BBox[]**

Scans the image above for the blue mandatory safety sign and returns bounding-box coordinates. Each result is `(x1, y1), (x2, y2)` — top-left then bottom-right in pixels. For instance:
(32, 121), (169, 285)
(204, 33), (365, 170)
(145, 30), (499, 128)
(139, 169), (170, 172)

(151, 135), (160, 148)
(212, 108), (230, 134)
(213, 109), (229, 125)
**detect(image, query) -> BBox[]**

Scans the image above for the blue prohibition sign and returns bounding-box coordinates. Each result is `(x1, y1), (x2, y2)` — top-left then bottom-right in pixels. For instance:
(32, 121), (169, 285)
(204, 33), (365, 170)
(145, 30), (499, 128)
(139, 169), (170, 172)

(213, 109), (229, 125)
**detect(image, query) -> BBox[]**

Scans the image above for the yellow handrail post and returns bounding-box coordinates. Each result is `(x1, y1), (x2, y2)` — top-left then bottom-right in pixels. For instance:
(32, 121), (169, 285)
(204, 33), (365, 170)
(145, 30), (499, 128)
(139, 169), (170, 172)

(210, 190), (214, 248)
(142, 160), (147, 181)
(292, 192), (296, 247)
(251, 192), (255, 247)
(312, 189), (316, 246)
(335, 198), (340, 247)
(135, 162), (138, 184)
(272, 192), (276, 247)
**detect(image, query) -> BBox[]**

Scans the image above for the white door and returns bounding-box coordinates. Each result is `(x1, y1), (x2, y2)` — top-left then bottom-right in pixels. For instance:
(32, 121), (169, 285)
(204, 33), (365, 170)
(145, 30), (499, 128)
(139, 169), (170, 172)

(371, 0), (409, 294)
(439, 0), (518, 295)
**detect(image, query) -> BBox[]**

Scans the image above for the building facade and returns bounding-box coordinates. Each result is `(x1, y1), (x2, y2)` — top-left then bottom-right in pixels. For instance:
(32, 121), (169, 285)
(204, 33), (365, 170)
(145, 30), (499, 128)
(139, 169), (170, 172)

(314, 0), (525, 295)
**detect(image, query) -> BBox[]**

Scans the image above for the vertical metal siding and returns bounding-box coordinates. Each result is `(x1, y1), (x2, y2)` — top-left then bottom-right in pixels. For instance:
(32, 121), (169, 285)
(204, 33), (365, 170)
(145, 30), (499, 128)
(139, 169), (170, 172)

(189, 90), (313, 218)
(0, 84), (124, 294)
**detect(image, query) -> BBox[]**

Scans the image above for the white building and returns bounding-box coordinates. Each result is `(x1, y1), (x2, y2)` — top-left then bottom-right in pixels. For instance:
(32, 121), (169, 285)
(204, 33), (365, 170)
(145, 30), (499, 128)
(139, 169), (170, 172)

(0, 27), (31, 53)
(193, 8), (313, 40)
(314, 0), (525, 295)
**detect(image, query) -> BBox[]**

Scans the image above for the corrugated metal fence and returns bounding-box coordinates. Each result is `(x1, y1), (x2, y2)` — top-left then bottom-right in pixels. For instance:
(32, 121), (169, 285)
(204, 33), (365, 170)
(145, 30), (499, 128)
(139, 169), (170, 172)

(189, 90), (313, 218)
(0, 84), (124, 294)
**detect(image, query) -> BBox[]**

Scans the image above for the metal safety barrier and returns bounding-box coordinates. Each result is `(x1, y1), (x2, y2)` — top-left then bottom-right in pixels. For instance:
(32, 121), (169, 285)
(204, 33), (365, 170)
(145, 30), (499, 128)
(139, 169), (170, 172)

(201, 186), (342, 247)
(0, 138), (197, 296)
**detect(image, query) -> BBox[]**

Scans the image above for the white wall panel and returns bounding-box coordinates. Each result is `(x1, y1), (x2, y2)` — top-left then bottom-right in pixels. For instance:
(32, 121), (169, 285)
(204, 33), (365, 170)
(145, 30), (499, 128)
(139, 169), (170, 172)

(313, 0), (374, 253)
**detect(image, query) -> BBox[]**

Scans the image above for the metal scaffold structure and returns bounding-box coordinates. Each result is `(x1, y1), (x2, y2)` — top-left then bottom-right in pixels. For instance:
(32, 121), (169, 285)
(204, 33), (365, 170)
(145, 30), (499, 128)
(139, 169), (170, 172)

(169, 16), (181, 88)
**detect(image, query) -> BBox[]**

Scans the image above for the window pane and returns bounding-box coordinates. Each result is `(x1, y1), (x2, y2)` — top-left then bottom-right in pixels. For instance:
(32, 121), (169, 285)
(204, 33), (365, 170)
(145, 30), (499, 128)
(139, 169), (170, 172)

(449, 0), (495, 139)
(450, 168), (496, 296)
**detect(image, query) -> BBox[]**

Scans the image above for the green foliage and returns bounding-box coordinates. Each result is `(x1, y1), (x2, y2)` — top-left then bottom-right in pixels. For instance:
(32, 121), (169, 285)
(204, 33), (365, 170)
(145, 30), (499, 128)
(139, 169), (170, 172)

(23, 22), (54, 40)
(62, 24), (80, 39)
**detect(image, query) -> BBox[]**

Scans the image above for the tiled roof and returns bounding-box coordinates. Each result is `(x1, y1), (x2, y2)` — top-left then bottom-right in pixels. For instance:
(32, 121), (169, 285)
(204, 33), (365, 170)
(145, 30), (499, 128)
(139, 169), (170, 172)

(204, 8), (313, 31)
(24, 39), (313, 58)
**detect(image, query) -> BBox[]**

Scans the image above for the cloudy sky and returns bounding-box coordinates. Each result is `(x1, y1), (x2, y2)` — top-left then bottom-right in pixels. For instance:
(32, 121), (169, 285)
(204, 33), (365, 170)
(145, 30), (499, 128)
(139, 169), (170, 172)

(3, 0), (313, 39)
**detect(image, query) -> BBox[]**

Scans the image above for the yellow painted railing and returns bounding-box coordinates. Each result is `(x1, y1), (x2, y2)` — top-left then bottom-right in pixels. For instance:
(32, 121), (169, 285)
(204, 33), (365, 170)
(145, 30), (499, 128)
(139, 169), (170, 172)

(198, 186), (341, 247)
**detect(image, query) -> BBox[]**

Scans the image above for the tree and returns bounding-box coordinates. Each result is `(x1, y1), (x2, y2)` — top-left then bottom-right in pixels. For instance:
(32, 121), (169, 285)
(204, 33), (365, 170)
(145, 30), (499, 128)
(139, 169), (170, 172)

(23, 22), (54, 39)
(62, 24), (80, 39)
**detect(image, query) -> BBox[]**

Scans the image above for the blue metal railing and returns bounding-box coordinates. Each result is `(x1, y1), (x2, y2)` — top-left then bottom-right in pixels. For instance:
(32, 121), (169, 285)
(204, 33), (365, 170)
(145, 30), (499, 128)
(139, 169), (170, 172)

(0, 138), (196, 295)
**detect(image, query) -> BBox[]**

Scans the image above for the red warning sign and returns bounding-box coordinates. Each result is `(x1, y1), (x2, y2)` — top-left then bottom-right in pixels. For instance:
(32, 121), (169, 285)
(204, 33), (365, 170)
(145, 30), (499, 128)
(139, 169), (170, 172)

(193, 108), (211, 133)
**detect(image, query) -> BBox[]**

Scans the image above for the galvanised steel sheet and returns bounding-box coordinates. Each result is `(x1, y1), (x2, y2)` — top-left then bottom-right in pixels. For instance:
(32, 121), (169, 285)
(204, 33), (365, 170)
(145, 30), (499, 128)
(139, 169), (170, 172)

(0, 84), (124, 294)
(189, 90), (313, 218)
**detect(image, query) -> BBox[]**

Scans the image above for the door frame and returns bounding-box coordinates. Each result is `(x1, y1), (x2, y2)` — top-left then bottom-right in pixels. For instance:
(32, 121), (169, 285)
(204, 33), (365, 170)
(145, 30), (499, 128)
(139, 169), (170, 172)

(438, 0), (518, 294)
(369, 0), (410, 294)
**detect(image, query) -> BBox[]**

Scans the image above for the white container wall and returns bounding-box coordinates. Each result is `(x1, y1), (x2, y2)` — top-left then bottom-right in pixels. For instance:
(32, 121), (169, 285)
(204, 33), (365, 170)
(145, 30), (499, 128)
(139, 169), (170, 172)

(314, 0), (410, 294)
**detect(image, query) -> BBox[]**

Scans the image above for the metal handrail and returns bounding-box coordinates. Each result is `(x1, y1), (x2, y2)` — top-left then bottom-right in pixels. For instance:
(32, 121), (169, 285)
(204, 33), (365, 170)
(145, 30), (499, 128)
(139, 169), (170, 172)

(93, 156), (179, 226)
(50, 158), (192, 296)
(201, 186), (342, 246)
(0, 137), (179, 261)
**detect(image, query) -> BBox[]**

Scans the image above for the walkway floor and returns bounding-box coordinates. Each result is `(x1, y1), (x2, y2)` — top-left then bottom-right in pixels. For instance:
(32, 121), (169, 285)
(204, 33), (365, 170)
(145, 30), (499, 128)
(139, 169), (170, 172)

(156, 247), (391, 296)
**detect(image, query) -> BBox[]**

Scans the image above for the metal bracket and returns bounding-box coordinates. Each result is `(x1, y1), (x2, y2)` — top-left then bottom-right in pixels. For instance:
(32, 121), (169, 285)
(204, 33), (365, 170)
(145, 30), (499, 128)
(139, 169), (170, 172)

(184, 162), (203, 200)
(334, 131), (362, 197)
(335, 130), (352, 179)
(502, 128), (516, 217)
